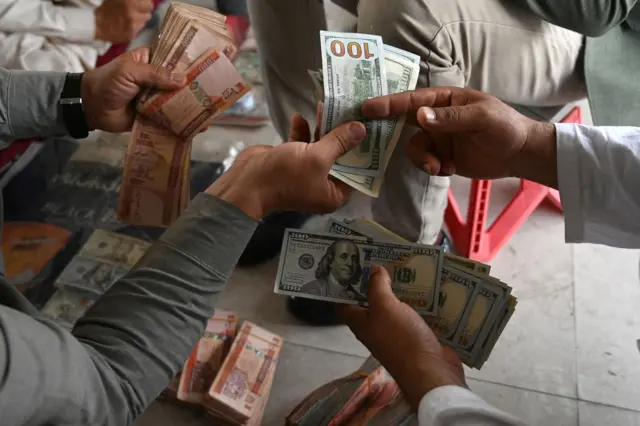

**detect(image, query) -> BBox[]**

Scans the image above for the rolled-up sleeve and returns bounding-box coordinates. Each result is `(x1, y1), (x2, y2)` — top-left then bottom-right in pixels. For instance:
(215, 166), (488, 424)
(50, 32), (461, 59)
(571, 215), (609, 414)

(0, 193), (258, 426)
(556, 123), (640, 248)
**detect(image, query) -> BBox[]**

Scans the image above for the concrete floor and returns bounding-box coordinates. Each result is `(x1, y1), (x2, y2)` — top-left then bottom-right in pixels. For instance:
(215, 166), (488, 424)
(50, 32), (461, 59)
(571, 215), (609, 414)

(134, 2), (640, 425)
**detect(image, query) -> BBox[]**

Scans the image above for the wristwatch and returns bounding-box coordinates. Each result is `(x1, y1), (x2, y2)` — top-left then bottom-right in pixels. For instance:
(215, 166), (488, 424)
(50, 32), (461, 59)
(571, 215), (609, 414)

(59, 73), (91, 139)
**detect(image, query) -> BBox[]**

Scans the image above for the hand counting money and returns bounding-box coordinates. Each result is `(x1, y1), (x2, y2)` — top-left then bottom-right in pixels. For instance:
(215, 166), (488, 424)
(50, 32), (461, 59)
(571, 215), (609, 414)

(311, 31), (420, 197)
(117, 2), (250, 227)
(274, 218), (517, 369)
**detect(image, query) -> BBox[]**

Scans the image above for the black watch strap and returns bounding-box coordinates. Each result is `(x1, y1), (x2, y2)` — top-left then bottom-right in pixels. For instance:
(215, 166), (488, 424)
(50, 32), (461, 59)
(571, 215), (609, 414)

(59, 73), (91, 139)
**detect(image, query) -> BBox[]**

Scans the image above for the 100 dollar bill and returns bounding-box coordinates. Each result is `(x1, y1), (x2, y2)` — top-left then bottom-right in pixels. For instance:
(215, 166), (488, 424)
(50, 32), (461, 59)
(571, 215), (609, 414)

(275, 229), (443, 315)
(320, 31), (387, 178)
(330, 45), (420, 196)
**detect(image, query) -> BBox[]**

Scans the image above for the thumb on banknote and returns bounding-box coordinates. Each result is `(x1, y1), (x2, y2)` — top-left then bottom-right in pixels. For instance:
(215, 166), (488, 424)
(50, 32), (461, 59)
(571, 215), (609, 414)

(312, 121), (366, 165)
(127, 62), (186, 91)
(337, 265), (396, 331)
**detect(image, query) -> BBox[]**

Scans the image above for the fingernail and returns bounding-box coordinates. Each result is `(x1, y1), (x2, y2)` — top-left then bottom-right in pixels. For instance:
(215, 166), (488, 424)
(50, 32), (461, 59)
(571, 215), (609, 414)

(349, 123), (366, 140)
(171, 73), (186, 83)
(419, 107), (436, 121)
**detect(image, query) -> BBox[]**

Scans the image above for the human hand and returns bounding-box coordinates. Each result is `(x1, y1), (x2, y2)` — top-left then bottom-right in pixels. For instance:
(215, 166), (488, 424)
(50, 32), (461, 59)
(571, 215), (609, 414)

(81, 47), (185, 133)
(94, 0), (154, 43)
(205, 115), (366, 219)
(338, 266), (466, 409)
(362, 87), (558, 187)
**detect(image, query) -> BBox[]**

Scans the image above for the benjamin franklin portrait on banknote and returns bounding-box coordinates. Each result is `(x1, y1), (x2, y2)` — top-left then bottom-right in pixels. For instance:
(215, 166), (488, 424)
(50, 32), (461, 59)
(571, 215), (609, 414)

(300, 240), (366, 302)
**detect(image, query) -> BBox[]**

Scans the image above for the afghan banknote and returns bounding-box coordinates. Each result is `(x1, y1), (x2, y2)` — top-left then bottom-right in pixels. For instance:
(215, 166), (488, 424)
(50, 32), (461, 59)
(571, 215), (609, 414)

(207, 321), (282, 424)
(117, 117), (189, 227)
(178, 311), (239, 404)
(330, 45), (420, 196)
(139, 48), (251, 140)
(139, 21), (236, 107)
(320, 31), (388, 178)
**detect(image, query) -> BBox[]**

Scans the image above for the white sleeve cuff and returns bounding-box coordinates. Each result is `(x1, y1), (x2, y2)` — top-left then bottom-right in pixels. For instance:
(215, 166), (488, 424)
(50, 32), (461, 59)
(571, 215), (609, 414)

(61, 7), (96, 43)
(418, 386), (525, 426)
(555, 123), (587, 244)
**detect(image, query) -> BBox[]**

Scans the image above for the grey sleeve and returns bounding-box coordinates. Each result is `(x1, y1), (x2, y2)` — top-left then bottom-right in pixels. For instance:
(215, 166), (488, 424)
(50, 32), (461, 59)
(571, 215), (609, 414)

(512, 0), (638, 36)
(0, 193), (258, 426)
(0, 68), (68, 148)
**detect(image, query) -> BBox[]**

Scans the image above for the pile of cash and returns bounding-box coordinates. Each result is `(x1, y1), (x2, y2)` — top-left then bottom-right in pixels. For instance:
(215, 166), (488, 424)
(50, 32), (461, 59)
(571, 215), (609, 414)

(117, 2), (250, 228)
(162, 316), (283, 426)
(287, 357), (413, 425)
(274, 219), (517, 369)
(309, 31), (420, 197)
(42, 230), (151, 329)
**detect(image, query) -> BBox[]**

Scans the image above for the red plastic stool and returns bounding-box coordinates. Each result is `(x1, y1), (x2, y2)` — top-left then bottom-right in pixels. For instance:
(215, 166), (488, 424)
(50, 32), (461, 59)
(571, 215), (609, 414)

(445, 104), (583, 262)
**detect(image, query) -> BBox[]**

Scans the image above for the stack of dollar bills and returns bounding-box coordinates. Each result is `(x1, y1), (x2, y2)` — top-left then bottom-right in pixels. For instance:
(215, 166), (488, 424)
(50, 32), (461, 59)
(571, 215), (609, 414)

(42, 229), (151, 329)
(274, 218), (517, 369)
(309, 31), (420, 198)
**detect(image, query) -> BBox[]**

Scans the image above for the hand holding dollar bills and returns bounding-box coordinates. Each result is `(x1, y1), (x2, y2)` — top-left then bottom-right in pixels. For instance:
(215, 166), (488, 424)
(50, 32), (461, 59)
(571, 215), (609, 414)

(274, 218), (517, 369)
(311, 31), (420, 197)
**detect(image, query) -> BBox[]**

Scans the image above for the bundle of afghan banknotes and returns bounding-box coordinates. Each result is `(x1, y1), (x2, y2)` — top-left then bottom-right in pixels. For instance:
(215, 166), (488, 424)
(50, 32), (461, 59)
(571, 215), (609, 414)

(117, 2), (250, 227)
(274, 218), (518, 369)
(309, 30), (420, 197)
(163, 313), (282, 426)
(287, 357), (414, 426)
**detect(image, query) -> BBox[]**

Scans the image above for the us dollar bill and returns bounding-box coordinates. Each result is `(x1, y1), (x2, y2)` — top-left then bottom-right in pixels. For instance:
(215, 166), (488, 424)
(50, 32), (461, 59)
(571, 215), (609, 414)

(275, 230), (372, 305)
(329, 44), (420, 196)
(42, 289), (98, 329)
(56, 256), (129, 295)
(339, 218), (491, 275)
(279, 228), (443, 315)
(55, 230), (150, 295)
(327, 219), (446, 314)
(320, 31), (388, 178)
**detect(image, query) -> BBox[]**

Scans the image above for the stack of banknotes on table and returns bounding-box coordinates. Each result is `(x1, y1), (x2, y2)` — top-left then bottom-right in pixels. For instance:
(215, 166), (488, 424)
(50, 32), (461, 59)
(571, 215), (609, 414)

(42, 230), (151, 329)
(287, 357), (414, 426)
(162, 313), (283, 426)
(274, 218), (517, 369)
(117, 2), (250, 228)
(309, 31), (420, 197)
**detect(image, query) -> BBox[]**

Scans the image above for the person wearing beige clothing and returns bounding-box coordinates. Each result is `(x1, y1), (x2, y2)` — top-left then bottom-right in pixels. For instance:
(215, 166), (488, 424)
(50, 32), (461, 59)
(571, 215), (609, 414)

(243, 0), (639, 324)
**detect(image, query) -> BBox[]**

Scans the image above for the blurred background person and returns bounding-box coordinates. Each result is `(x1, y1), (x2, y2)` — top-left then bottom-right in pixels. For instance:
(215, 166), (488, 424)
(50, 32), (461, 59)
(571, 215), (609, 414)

(0, 0), (156, 72)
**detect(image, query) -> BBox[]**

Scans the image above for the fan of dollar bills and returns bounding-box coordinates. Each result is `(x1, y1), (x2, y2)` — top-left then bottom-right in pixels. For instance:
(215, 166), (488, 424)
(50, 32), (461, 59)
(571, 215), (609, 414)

(309, 31), (421, 198)
(274, 218), (517, 369)
(117, 2), (251, 228)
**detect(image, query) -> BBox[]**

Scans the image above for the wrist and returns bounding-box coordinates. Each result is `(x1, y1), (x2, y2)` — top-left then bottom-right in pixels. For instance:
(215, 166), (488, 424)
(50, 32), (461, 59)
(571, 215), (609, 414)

(512, 121), (558, 188)
(79, 72), (97, 131)
(389, 356), (466, 409)
(205, 178), (265, 221)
